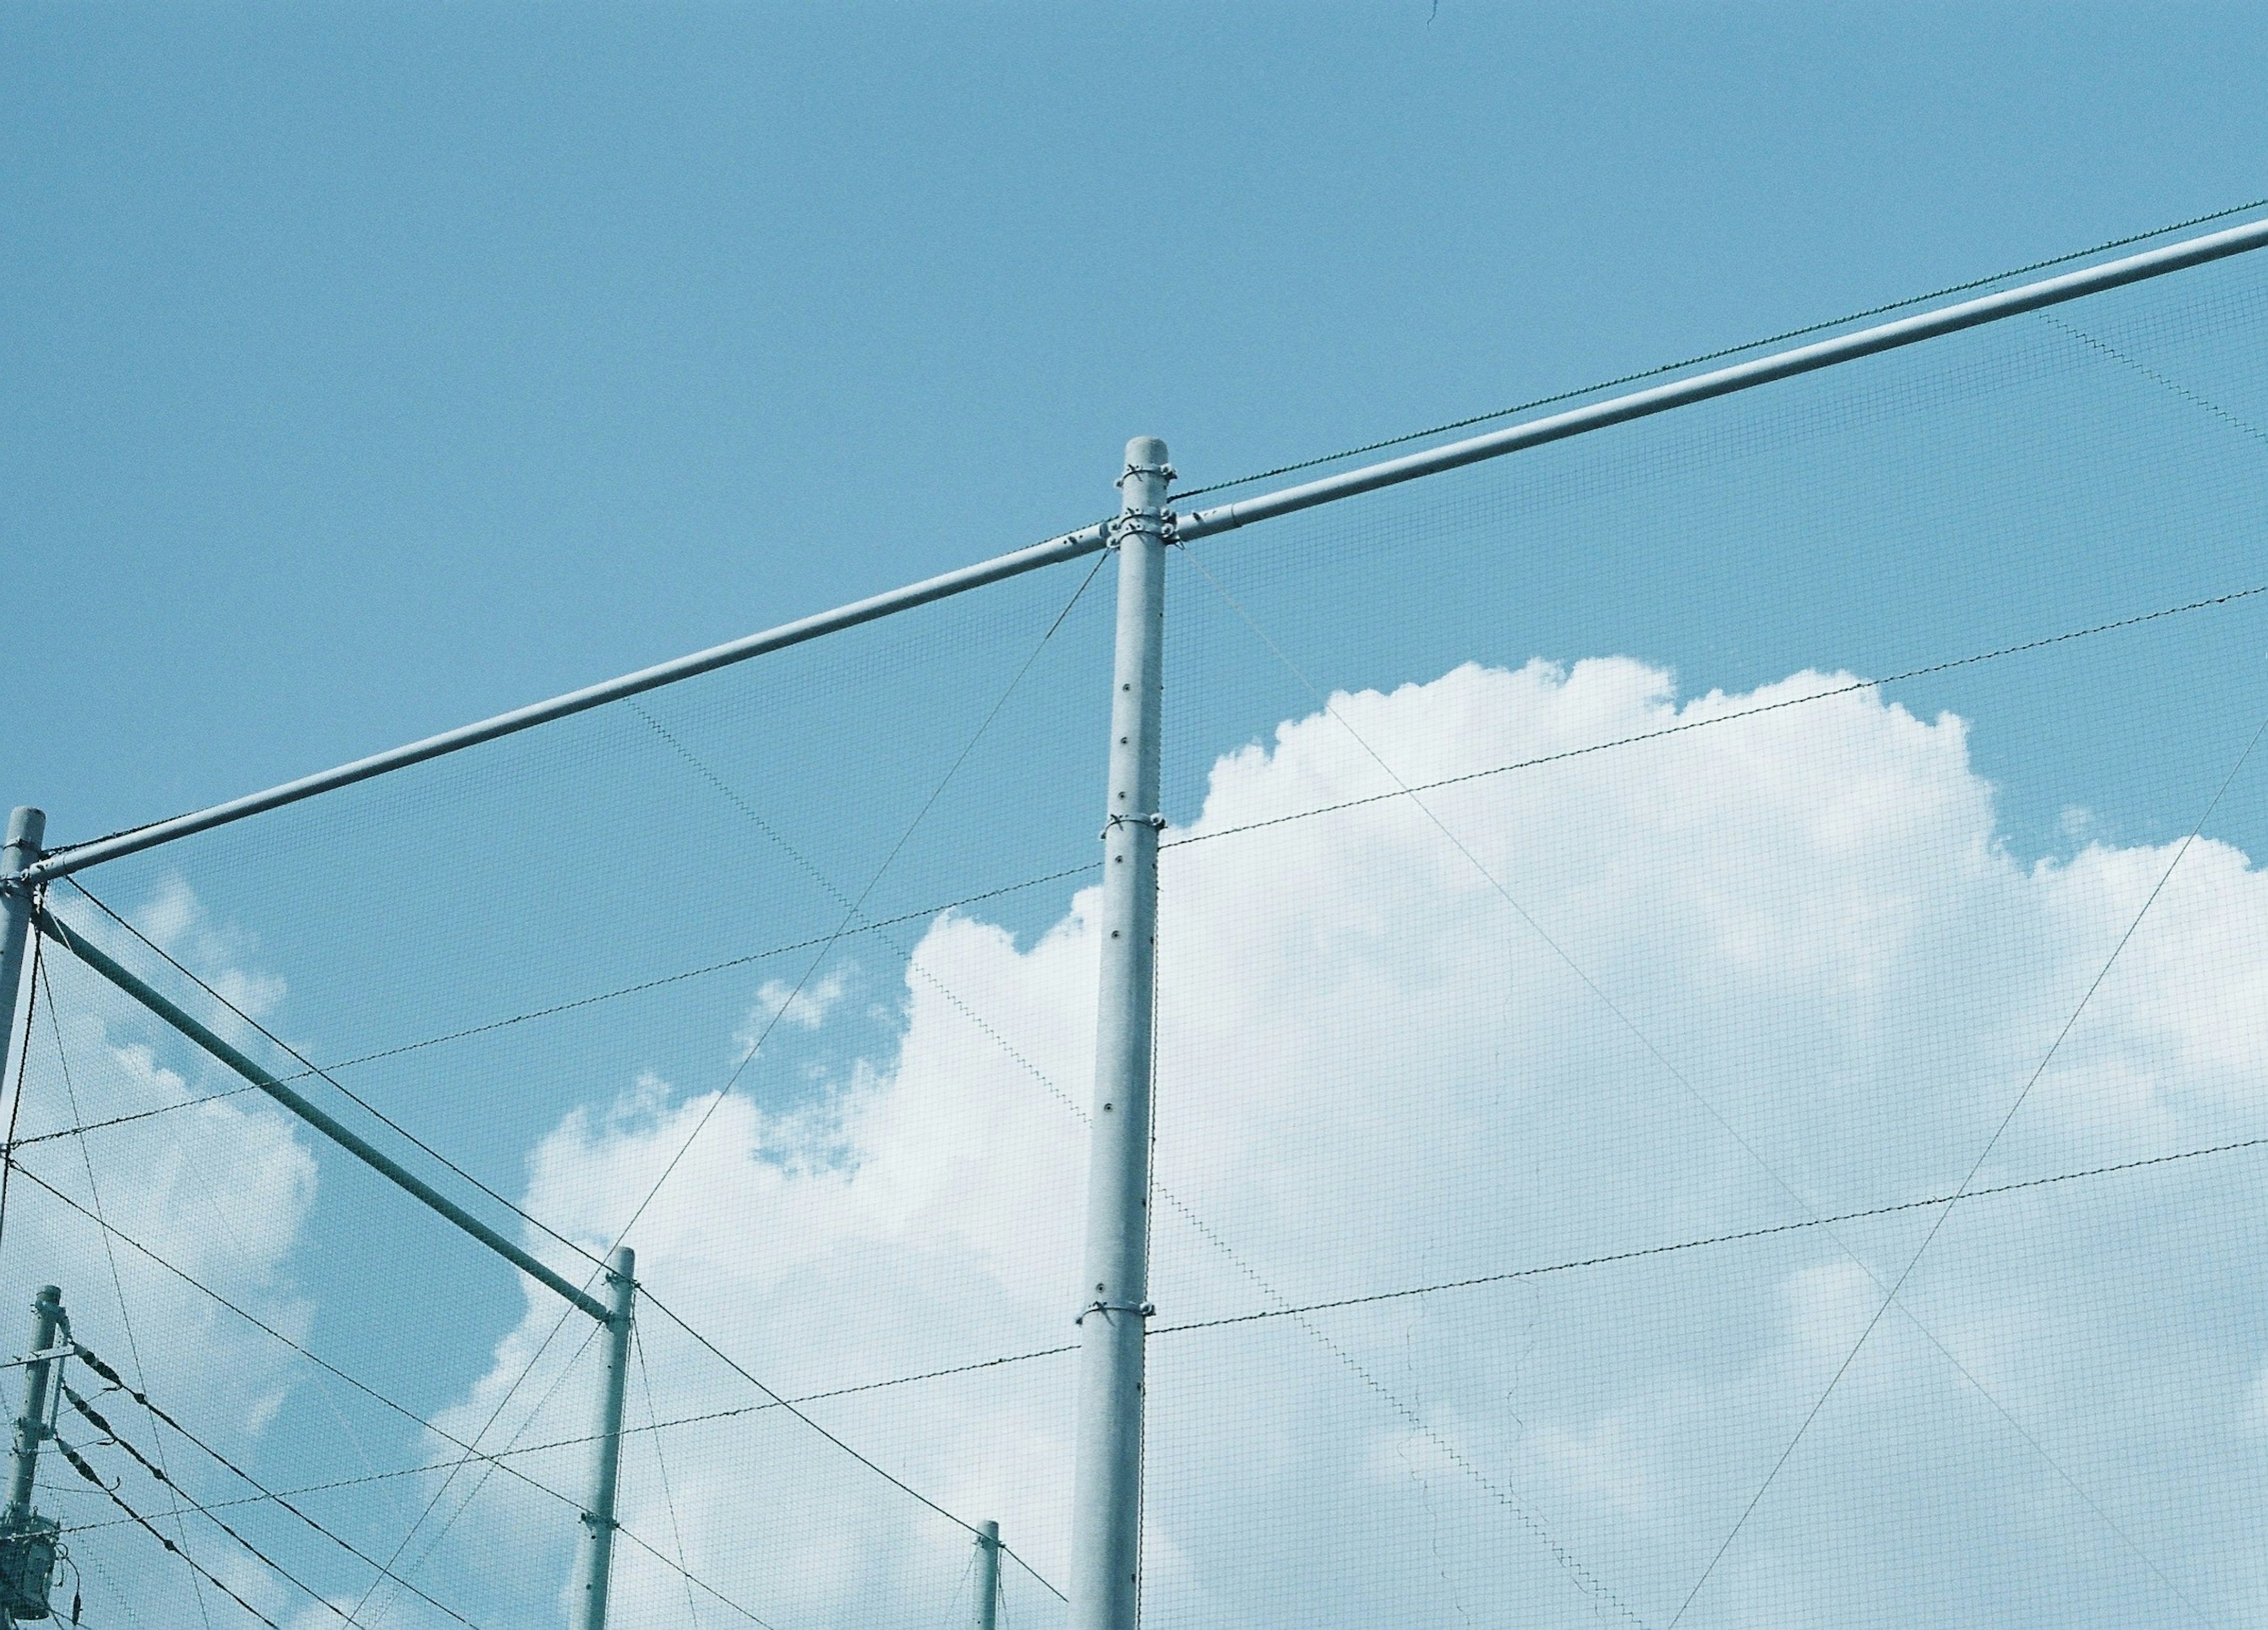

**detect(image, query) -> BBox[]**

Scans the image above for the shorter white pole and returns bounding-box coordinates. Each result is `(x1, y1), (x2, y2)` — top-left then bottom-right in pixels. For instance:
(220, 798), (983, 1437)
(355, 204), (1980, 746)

(571, 1247), (636, 1630)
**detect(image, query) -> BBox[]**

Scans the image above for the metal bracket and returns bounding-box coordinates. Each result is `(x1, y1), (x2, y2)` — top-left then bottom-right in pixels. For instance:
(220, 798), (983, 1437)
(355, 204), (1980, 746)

(1074, 1300), (1156, 1327)
(1117, 461), (1177, 487)
(1099, 813), (1167, 840)
(1107, 506), (1178, 548)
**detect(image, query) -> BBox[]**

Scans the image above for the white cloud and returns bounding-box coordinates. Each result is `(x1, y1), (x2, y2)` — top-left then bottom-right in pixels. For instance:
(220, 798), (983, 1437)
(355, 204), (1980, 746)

(743, 966), (851, 1039)
(434, 655), (2268, 1628)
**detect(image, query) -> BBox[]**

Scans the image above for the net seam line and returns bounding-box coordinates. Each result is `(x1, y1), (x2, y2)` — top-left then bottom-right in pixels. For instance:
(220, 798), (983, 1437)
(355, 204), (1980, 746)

(1182, 548), (2221, 1629)
(581, 562), (1106, 1607)
(1161, 581), (2268, 852)
(2035, 313), (2268, 448)
(5, 864), (1098, 1153)
(1665, 704), (2268, 1628)
(51, 1126), (2268, 1537)
(37, 941), (219, 1630)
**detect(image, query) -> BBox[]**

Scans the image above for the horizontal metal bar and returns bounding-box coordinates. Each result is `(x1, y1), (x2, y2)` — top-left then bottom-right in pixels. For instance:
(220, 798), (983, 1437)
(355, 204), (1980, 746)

(26, 215), (2268, 879)
(1175, 215), (2268, 540)
(25, 522), (1113, 883)
(34, 907), (612, 1323)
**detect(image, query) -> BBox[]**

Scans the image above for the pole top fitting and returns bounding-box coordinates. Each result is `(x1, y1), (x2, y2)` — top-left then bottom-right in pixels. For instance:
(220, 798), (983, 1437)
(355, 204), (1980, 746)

(1118, 437), (1174, 490)
(4, 810), (44, 862)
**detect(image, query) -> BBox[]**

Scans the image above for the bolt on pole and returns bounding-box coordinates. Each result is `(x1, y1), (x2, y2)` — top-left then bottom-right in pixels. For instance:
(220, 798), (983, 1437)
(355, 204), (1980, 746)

(1069, 437), (1171, 1630)
(571, 1246), (636, 1630)
(973, 1520), (1001, 1630)
(0, 810), (47, 1107)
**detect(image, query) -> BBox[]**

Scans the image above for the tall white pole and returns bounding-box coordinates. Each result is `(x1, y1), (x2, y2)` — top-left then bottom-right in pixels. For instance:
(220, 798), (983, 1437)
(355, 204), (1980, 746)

(0, 810), (47, 1104)
(1069, 438), (1170, 1630)
(972, 1519), (1001, 1630)
(571, 1246), (636, 1630)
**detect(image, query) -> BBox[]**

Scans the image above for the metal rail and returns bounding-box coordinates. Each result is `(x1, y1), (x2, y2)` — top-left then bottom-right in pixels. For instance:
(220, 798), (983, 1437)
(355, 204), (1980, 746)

(1174, 216), (2268, 540)
(34, 905), (612, 1323)
(24, 213), (2268, 885)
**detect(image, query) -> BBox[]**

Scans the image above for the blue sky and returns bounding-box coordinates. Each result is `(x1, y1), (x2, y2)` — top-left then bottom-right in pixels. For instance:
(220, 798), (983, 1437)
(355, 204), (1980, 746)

(8, 6), (2268, 1628)
(5, 2), (2266, 839)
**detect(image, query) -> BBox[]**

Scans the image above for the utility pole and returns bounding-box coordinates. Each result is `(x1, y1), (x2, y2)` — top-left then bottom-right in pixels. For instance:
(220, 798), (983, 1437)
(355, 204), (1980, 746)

(972, 1520), (1001, 1630)
(0, 810), (46, 1103)
(1068, 438), (1170, 1630)
(571, 1246), (635, 1630)
(0, 1286), (64, 1624)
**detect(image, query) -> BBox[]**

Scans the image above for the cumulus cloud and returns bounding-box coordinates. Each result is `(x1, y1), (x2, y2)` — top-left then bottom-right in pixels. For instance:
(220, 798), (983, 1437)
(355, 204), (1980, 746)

(0, 883), (321, 1627)
(416, 656), (2268, 1628)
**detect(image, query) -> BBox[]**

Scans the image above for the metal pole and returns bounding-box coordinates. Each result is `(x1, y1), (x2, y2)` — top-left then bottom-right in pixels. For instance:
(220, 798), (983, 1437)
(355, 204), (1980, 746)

(1069, 438), (1169, 1630)
(572, 1246), (635, 1630)
(0, 810), (46, 1110)
(973, 1520), (1001, 1630)
(5, 1286), (63, 1523)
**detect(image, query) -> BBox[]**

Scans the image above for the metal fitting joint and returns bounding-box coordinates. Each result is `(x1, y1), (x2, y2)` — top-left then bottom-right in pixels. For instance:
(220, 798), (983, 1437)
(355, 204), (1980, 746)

(1074, 1300), (1156, 1327)
(1107, 506), (1178, 548)
(1099, 813), (1167, 840)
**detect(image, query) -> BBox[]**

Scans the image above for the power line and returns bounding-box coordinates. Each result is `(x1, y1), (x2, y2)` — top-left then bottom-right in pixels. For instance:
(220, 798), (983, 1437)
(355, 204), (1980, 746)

(66, 1383), (347, 1624)
(1168, 194), (2268, 501)
(70, 1344), (485, 1630)
(53, 1433), (281, 1630)
(6, 1159), (790, 1630)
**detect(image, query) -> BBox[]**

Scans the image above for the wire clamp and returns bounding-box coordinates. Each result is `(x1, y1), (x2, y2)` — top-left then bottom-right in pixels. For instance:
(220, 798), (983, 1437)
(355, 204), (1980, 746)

(1074, 1300), (1155, 1326)
(1108, 506), (1178, 547)
(1098, 813), (1167, 839)
(1117, 461), (1177, 487)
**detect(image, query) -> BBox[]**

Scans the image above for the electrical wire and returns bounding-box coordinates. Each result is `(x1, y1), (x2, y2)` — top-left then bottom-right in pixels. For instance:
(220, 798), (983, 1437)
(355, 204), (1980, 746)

(69, 1345), (484, 1630)
(53, 1434), (279, 1630)
(65, 1383), (345, 1624)
(5, 1161), (785, 1630)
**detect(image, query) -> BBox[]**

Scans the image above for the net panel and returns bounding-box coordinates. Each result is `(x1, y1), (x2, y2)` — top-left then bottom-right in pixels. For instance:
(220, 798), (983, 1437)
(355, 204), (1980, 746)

(1144, 253), (2268, 1628)
(4, 247), (2267, 1628)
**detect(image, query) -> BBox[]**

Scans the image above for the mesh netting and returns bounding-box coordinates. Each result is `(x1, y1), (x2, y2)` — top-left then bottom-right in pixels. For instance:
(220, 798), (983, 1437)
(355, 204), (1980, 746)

(6, 246), (2268, 1628)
